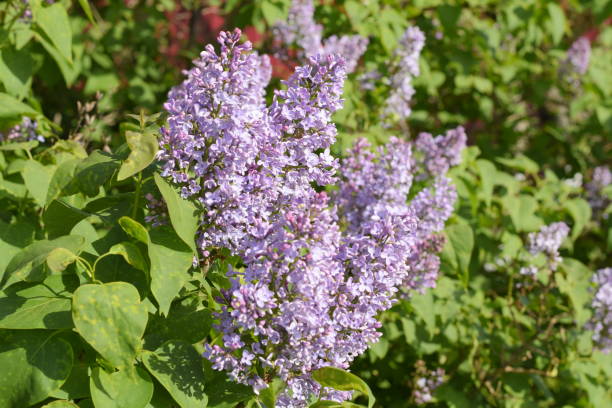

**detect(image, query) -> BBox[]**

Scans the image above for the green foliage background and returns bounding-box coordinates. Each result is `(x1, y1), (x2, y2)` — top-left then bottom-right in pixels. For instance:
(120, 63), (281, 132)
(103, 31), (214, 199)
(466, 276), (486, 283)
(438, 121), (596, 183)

(0, 0), (610, 407)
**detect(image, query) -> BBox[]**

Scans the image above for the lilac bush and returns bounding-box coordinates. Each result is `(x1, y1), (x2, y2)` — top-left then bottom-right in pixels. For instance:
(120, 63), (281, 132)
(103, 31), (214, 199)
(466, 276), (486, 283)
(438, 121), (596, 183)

(158, 29), (464, 405)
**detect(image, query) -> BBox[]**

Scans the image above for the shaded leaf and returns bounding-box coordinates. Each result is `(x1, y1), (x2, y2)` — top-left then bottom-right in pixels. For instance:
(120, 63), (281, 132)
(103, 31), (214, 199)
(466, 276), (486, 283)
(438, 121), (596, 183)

(154, 173), (199, 253)
(142, 340), (208, 408)
(0, 330), (73, 407)
(148, 227), (193, 316)
(90, 367), (154, 408)
(0, 274), (77, 329)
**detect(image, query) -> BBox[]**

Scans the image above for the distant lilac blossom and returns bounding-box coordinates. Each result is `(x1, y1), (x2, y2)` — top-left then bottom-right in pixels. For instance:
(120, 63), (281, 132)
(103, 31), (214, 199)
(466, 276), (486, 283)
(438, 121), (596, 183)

(412, 363), (445, 404)
(0, 117), (44, 143)
(564, 37), (591, 76)
(586, 166), (611, 219)
(273, 0), (368, 73)
(586, 268), (612, 353)
(382, 26), (425, 123)
(526, 222), (570, 271)
(160, 29), (462, 406)
(273, 0), (323, 58)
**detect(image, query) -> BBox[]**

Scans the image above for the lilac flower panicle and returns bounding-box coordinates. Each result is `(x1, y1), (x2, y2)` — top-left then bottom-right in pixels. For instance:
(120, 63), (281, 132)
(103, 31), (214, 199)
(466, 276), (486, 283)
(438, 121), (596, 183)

(321, 35), (369, 74)
(586, 268), (612, 353)
(382, 26), (425, 122)
(564, 37), (591, 76)
(412, 362), (445, 405)
(526, 222), (570, 271)
(273, 0), (323, 58)
(160, 30), (462, 406)
(0, 117), (44, 143)
(415, 126), (467, 178)
(273, 0), (368, 73)
(586, 166), (611, 219)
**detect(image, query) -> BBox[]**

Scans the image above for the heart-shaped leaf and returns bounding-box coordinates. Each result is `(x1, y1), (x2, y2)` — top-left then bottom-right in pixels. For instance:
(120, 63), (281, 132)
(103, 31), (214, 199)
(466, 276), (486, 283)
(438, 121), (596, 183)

(72, 282), (148, 369)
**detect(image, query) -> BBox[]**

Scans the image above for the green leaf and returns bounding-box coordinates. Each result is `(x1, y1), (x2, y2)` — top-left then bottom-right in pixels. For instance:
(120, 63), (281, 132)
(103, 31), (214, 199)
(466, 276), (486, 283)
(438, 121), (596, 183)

(34, 3), (72, 63)
(90, 367), (154, 408)
(77, 0), (96, 24)
(0, 274), (77, 329)
(312, 367), (375, 408)
(0, 48), (34, 98)
(259, 378), (284, 408)
(148, 227), (194, 316)
(43, 401), (81, 408)
(43, 200), (89, 239)
(144, 302), (212, 350)
(107, 242), (147, 272)
(565, 198), (592, 240)
(557, 258), (592, 325)
(22, 160), (54, 207)
(476, 159), (496, 206)
(0, 330), (73, 407)
(141, 340), (208, 408)
(154, 173), (199, 253)
(46, 247), (78, 273)
(411, 290), (436, 337)
(2, 235), (85, 288)
(64, 151), (120, 197)
(46, 159), (80, 204)
(72, 282), (148, 369)
(117, 130), (159, 181)
(49, 361), (90, 400)
(119, 216), (149, 244)
(204, 365), (252, 408)
(547, 3), (565, 44)
(34, 32), (79, 86)
(0, 220), (35, 278)
(0, 92), (37, 117)
(261, 1), (285, 25)
(441, 220), (474, 280)
(504, 194), (542, 232)
(437, 5), (461, 33)
(496, 154), (539, 174)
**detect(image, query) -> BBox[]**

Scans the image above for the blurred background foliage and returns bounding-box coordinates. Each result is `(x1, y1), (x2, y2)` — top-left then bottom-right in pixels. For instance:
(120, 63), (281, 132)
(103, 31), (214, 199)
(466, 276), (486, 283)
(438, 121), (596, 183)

(0, 0), (611, 407)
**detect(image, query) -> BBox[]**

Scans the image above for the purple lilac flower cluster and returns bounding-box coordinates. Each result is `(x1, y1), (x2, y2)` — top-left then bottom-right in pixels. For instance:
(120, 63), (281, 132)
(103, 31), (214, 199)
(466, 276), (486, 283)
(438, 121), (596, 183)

(273, 0), (368, 73)
(563, 37), (591, 76)
(522, 222), (569, 273)
(586, 166), (611, 219)
(160, 29), (462, 406)
(382, 26), (426, 122)
(144, 193), (169, 227)
(415, 126), (467, 179)
(0, 117), (44, 143)
(586, 268), (612, 354)
(412, 362), (445, 404)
